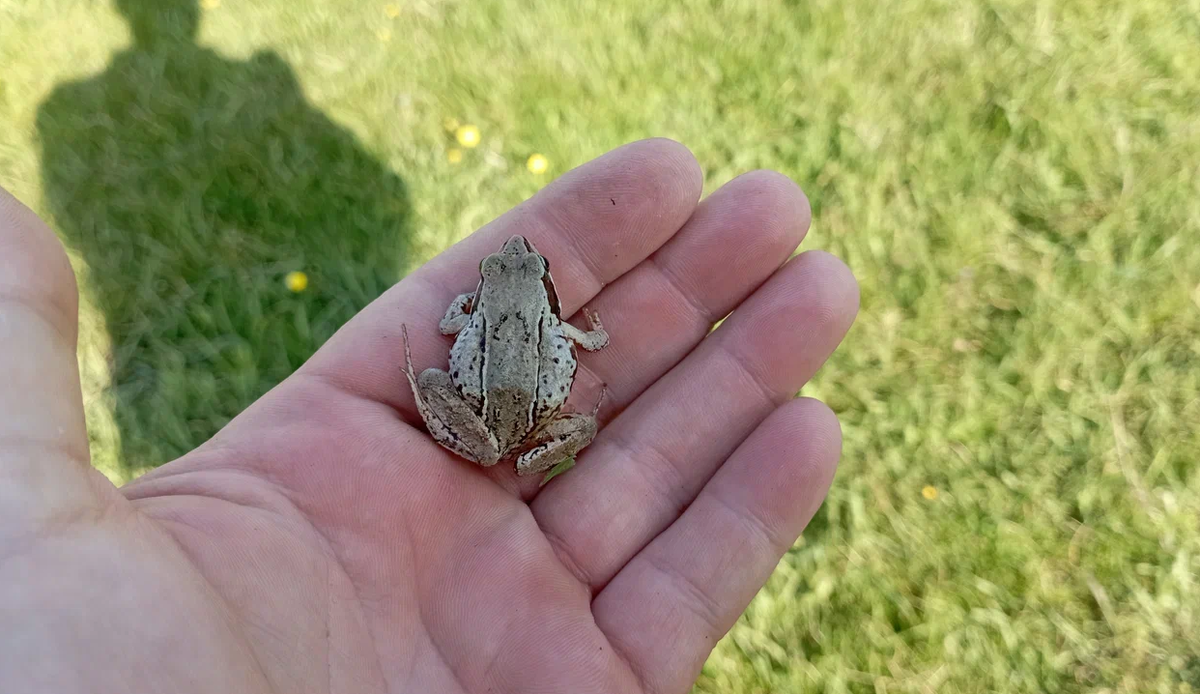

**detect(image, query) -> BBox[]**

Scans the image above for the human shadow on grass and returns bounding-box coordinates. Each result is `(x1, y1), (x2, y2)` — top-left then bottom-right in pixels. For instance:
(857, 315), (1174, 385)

(37, 0), (411, 475)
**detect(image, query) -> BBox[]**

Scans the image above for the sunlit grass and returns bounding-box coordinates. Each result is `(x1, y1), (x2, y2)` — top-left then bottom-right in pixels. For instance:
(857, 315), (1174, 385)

(1, 0), (1197, 691)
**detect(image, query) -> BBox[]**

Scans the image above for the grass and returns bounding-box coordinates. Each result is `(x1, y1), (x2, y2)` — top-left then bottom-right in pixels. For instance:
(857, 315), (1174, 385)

(1, 0), (1198, 691)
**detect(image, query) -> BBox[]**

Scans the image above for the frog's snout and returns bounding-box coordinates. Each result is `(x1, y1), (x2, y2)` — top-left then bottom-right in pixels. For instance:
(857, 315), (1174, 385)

(503, 234), (534, 255)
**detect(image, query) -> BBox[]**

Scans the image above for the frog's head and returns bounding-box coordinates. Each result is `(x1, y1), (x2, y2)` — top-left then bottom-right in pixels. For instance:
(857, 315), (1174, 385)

(480, 235), (561, 315)
(482, 235), (549, 280)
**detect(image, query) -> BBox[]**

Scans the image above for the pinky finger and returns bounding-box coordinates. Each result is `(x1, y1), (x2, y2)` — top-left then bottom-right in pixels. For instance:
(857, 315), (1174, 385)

(592, 398), (842, 694)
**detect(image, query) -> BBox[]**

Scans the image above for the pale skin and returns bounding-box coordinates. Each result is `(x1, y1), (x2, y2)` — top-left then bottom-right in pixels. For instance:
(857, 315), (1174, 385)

(0, 139), (859, 693)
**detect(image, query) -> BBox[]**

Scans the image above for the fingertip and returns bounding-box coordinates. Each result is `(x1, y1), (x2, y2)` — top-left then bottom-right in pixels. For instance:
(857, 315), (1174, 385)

(728, 169), (811, 238)
(526, 138), (704, 291)
(816, 250), (861, 318)
(785, 250), (861, 339)
(719, 249), (858, 394)
(781, 396), (843, 483)
(628, 137), (704, 204)
(552, 137), (703, 226)
(708, 169), (812, 265)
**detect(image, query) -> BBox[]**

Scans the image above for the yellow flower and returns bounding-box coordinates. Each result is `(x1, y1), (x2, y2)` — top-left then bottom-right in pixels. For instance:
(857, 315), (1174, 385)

(376, 28), (392, 43)
(922, 485), (939, 501)
(447, 148), (463, 164)
(285, 271), (308, 293)
(455, 124), (481, 148)
(200, 0), (220, 9)
(526, 153), (549, 175)
(383, 3), (401, 18)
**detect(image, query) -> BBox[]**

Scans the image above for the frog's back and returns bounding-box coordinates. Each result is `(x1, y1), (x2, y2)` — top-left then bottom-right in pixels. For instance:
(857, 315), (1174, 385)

(533, 310), (579, 422)
(448, 237), (572, 452)
(482, 290), (546, 449)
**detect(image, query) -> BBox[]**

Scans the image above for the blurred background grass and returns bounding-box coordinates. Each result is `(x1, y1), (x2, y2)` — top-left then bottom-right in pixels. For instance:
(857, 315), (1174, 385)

(1, 0), (1197, 691)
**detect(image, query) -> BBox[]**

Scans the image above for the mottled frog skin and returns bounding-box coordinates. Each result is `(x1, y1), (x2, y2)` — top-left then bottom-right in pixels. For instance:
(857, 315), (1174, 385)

(402, 235), (608, 476)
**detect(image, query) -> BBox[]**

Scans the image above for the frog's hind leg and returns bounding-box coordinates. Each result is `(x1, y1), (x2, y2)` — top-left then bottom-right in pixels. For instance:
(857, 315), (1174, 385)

(513, 387), (606, 477)
(513, 413), (600, 476)
(401, 325), (502, 466)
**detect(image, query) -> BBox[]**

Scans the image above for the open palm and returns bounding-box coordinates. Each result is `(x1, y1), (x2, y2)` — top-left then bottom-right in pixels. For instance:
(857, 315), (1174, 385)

(2, 140), (858, 693)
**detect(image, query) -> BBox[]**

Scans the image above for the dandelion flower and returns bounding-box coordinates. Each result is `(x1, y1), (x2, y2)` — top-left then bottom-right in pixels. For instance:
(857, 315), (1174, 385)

(384, 3), (401, 18)
(447, 148), (463, 164)
(526, 153), (549, 175)
(921, 485), (938, 501)
(285, 271), (309, 293)
(455, 124), (481, 148)
(376, 28), (392, 43)
(200, 0), (220, 9)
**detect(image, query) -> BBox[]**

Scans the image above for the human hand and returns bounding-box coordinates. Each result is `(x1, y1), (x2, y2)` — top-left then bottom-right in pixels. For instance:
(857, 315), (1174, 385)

(1, 139), (857, 693)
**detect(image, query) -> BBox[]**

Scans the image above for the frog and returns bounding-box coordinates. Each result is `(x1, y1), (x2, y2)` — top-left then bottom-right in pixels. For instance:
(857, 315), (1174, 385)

(401, 234), (609, 477)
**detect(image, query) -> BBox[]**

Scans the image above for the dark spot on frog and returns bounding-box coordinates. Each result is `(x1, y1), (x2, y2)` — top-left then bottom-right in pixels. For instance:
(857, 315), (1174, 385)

(453, 371), (459, 378)
(552, 357), (560, 364)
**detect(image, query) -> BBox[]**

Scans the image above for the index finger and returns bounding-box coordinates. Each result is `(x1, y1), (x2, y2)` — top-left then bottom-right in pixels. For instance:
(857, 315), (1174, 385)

(299, 138), (703, 418)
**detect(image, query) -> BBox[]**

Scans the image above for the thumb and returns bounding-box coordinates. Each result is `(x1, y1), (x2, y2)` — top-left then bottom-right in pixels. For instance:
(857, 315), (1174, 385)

(0, 187), (115, 530)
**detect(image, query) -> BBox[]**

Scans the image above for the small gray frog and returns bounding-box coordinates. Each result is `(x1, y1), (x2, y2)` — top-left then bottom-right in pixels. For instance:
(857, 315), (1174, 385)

(401, 235), (609, 476)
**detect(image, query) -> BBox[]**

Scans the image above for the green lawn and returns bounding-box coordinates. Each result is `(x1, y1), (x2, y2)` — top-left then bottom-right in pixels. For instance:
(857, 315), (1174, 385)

(2, 0), (1198, 691)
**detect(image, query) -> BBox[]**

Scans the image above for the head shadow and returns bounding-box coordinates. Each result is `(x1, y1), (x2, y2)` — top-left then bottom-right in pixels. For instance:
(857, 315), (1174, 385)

(115, 0), (200, 48)
(37, 0), (411, 474)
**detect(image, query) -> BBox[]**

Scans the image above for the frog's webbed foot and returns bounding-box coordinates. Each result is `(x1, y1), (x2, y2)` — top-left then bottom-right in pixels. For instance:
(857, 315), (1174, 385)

(401, 325), (502, 466)
(561, 307), (609, 351)
(439, 291), (477, 335)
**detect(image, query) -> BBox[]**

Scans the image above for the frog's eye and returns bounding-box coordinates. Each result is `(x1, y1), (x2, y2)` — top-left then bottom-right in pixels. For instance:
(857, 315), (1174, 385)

(521, 253), (545, 275)
(481, 256), (503, 279)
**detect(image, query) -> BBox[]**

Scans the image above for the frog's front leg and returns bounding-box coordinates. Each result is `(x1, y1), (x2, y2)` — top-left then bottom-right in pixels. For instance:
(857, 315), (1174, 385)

(401, 325), (502, 466)
(560, 307), (609, 351)
(439, 291), (477, 335)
